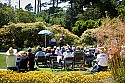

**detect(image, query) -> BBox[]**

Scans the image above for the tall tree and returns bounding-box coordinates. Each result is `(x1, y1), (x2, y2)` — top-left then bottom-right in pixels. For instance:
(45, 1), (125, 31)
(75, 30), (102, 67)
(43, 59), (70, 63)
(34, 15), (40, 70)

(25, 3), (33, 11)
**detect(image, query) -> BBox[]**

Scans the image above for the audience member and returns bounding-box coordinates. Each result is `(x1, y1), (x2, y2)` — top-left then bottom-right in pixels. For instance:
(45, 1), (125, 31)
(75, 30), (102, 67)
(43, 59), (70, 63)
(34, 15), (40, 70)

(91, 47), (108, 74)
(62, 49), (74, 70)
(6, 47), (18, 71)
(35, 47), (45, 66)
(18, 51), (29, 72)
(55, 47), (62, 56)
(27, 47), (35, 70)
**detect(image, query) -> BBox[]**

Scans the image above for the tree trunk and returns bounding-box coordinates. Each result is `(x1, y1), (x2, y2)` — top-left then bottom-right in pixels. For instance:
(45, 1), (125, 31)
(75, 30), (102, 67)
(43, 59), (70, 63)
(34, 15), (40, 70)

(53, 0), (55, 7)
(34, 0), (36, 13)
(39, 0), (41, 12)
(56, 0), (58, 7)
(19, 0), (20, 9)
(37, 0), (40, 13)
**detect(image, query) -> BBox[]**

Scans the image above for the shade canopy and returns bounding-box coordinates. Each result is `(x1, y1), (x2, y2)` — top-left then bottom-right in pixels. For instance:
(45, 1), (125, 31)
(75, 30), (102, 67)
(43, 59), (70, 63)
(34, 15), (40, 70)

(38, 30), (53, 47)
(38, 30), (53, 35)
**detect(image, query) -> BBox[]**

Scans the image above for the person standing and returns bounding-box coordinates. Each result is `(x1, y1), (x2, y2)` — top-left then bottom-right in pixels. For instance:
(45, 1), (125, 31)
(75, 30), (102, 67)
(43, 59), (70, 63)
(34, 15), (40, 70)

(6, 47), (18, 71)
(50, 36), (56, 48)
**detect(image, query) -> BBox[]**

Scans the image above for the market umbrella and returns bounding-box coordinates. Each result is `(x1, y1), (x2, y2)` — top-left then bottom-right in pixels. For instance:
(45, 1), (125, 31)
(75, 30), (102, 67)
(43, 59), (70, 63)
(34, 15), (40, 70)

(38, 30), (53, 47)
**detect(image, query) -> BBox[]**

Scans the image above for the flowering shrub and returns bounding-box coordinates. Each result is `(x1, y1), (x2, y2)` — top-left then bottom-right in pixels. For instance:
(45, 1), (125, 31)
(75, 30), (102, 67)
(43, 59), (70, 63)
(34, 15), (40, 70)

(0, 70), (55, 83)
(94, 17), (125, 82)
(0, 70), (113, 83)
(51, 71), (113, 83)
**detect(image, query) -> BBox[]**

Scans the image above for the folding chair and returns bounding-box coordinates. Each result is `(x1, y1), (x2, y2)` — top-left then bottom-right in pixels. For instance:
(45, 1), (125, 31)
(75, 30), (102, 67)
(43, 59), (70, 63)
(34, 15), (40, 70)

(49, 56), (59, 69)
(74, 56), (85, 70)
(64, 57), (74, 70)
(35, 56), (46, 67)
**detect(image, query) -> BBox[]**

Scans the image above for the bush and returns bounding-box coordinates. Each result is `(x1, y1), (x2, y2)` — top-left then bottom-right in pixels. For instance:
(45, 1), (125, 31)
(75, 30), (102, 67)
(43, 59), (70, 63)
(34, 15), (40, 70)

(94, 17), (125, 83)
(48, 25), (79, 45)
(0, 70), (113, 83)
(80, 29), (97, 46)
(0, 70), (55, 83)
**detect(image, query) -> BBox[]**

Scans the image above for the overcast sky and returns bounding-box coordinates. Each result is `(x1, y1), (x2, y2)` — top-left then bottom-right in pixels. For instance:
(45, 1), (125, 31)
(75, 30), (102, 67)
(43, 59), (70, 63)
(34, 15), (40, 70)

(0, 0), (69, 10)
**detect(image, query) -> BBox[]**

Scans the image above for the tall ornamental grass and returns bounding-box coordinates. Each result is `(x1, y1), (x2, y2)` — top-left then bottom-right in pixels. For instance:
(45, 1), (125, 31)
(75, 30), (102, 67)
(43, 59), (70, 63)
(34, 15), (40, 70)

(94, 17), (125, 83)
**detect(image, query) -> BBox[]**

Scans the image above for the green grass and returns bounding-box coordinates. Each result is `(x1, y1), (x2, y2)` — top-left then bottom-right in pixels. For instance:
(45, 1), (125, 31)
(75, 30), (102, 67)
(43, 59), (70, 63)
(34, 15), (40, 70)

(0, 54), (6, 69)
(0, 54), (91, 75)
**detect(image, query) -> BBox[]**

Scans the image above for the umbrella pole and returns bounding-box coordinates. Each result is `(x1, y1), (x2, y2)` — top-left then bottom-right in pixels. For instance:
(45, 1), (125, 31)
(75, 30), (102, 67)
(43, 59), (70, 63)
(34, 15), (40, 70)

(45, 34), (46, 48)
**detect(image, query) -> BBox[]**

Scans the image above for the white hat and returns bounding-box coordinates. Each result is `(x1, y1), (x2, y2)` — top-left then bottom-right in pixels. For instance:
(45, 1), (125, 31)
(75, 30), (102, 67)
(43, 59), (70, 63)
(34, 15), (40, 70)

(6, 47), (17, 55)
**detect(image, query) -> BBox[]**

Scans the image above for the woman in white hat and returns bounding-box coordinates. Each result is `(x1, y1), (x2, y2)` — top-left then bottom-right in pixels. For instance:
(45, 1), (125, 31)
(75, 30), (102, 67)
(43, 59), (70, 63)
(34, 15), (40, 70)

(6, 47), (18, 71)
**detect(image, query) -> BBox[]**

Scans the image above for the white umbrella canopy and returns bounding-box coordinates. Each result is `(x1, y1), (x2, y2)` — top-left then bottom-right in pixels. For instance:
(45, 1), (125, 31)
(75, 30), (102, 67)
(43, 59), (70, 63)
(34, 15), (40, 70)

(38, 30), (53, 47)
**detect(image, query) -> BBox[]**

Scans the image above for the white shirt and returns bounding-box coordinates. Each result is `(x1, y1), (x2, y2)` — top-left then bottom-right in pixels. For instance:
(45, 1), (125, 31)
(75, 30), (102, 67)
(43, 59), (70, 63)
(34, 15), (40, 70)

(55, 50), (62, 56)
(96, 53), (108, 66)
(6, 55), (17, 67)
(63, 52), (73, 59)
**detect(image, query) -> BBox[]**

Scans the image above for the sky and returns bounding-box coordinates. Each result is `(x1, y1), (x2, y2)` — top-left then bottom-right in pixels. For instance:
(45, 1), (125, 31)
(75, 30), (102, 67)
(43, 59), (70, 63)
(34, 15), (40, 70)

(0, 0), (69, 10)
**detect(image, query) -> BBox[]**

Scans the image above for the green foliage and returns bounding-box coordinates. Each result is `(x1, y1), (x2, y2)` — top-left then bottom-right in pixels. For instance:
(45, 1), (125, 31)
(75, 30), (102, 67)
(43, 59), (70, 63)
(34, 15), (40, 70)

(0, 22), (47, 51)
(72, 20), (100, 36)
(25, 3), (33, 11)
(82, 7), (102, 20)
(37, 10), (66, 27)
(48, 25), (79, 45)
(117, 5), (125, 20)
(80, 29), (97, 46)
(15, 9), (36, 23)
(0, 22), (79, 51)
(0, 4), (36, 28)
(0, 4), (15, 27)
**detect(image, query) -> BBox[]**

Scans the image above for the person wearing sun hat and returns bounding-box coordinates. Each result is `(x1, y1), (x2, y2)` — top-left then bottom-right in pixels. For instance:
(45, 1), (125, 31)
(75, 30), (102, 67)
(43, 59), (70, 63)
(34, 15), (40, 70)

(91, 46), (108, 73)
(6, 47), (18, 71)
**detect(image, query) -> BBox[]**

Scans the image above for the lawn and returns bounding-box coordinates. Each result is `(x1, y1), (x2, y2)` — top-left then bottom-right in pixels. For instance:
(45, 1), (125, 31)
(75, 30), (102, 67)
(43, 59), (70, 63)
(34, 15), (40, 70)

(0, 54), (92, 75)
(0, 54), (6, 69)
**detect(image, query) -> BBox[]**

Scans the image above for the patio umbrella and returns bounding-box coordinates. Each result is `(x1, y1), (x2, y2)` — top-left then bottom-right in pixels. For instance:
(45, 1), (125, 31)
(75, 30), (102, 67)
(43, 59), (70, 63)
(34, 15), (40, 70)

(38, 30), (53, 47)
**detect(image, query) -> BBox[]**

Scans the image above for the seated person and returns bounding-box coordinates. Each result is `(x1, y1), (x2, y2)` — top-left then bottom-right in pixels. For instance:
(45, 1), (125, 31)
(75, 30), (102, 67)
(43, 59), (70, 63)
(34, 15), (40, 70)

(16, 51), (23, 67)
(6, 47), (18, 71)
(85, 50), (95, 67)
(55, 47), (62, 56)
(72, 46), (85, 59)
(18, 51), (29, 72)
(27, 47), (35, 71)
(62, 49), (74, 70)
(50, 50), (58, 68)
(35, 47), (45, 66)
(50, 49), (58, 56)
(91, 47), (108, 74)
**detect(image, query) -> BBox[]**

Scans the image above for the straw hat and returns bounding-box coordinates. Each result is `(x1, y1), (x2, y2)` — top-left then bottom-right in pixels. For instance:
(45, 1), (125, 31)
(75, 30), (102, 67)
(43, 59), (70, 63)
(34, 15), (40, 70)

(6, 47), (17, 55)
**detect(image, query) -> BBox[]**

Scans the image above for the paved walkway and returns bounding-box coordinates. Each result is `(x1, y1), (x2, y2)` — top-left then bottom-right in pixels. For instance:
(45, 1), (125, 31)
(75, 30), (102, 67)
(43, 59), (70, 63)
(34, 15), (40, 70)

(0, 52), (6, 55)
